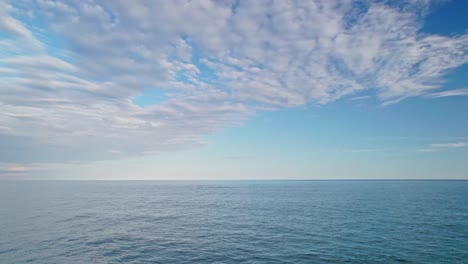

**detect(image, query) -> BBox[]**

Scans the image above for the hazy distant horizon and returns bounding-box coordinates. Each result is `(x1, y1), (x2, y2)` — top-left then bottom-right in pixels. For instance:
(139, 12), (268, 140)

(2, 178), (467, 181)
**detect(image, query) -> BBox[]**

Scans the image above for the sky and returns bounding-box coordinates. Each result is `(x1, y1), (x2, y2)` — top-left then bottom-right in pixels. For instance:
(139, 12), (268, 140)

(0, 0), (467, 180)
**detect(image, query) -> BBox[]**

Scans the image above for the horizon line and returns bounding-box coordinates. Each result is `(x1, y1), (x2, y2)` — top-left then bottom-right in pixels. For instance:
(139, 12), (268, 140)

(1, 178), (467, 181)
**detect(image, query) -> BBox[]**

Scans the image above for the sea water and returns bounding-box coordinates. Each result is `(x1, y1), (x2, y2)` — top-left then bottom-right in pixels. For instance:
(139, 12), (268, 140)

(0, 180), (466, 263)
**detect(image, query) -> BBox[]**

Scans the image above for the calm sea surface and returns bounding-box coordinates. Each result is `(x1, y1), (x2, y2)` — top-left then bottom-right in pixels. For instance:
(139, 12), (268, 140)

(0, 180), (466, 263)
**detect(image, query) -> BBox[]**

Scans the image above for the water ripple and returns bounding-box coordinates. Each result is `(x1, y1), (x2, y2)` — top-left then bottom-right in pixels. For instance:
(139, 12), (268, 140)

(1, 180), (467, 263)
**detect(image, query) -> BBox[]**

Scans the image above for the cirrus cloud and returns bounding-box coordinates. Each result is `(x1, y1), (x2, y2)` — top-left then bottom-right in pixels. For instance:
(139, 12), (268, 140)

(430, 142), (467, 148)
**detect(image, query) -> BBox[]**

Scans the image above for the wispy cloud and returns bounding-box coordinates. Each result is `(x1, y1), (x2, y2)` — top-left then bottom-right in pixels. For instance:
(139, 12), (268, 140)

(0, 0), (467, 164)
(349, 96), (372, 101)
(347, 149), (381, 154)
(425, 88), (468, 98)
(0, 163), (29, 176)
(420, 142), (467, 152)
(332, 148), (385, 154)
(430, 142), (467, 148)
(225, 155), (256, 160)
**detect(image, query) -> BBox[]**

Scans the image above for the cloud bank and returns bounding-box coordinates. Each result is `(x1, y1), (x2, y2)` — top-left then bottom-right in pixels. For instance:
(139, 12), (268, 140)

(1, 0), (467, 163)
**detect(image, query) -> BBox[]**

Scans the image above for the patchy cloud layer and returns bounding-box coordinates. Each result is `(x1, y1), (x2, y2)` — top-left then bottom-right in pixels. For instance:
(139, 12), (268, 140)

(1, 0), (467, 163)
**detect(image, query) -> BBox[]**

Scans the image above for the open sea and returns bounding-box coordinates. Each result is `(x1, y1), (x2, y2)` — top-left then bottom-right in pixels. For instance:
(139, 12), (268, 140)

(0, 180), (466, 263)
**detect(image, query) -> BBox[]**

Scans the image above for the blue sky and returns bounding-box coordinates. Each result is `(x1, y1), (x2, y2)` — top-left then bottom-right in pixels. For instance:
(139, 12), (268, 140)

(0, 0), (467, 179)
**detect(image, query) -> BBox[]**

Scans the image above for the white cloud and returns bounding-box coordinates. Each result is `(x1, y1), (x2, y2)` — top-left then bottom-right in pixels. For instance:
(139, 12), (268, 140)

(350, 95), (372, 101)
(335, 148), (382, 154)
(0, 2), (34, 38)
(420, 142), (467, 152)
(5, 166), (27, 172)
(425, 88), (468, 98)
(0, 0), (467, 163)
(0, 163), (29, 176)
(430, 142), (467, 148)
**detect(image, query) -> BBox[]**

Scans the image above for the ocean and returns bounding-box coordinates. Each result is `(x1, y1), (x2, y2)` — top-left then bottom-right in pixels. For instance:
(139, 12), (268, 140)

(0, 180), (466, 263)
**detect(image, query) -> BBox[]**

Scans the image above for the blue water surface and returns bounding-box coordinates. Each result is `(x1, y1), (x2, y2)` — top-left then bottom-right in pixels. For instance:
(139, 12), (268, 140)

(0, 180), (467, 263)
